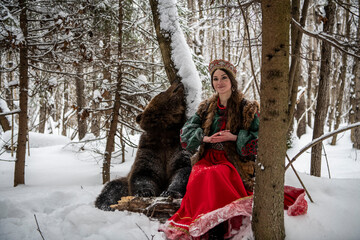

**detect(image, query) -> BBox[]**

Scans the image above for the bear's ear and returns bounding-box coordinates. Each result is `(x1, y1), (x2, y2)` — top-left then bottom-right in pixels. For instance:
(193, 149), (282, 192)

(136, 113), (142, 124)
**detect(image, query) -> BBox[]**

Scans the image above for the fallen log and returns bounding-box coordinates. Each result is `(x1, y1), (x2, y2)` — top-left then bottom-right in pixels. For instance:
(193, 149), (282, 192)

(110, 196), (182, 222)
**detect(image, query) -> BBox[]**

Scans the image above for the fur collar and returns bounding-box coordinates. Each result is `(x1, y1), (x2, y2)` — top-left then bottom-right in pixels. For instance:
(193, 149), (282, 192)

(196, 91), (259, 135)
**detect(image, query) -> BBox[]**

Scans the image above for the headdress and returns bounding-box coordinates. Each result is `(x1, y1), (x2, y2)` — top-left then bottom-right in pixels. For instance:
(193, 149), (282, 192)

(208, 59), (237, 79)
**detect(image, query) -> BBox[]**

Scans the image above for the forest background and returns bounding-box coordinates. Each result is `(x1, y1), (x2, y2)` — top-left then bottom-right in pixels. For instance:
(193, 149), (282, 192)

(0, 0), (360, 239)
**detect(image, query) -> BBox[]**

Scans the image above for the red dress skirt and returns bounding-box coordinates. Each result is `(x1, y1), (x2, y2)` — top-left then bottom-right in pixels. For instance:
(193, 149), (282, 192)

(159, 149), (307, 240)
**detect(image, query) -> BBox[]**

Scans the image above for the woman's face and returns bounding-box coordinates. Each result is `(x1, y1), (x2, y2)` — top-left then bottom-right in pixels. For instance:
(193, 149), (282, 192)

(212, 69), (232, 95)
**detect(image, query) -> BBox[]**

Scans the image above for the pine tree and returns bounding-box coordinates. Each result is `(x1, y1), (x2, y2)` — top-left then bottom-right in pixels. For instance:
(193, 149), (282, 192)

(252, 1), (290, 239)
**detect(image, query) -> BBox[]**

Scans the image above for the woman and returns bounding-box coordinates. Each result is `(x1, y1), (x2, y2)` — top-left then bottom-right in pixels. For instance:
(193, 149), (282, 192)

(159, 59), (307, 240)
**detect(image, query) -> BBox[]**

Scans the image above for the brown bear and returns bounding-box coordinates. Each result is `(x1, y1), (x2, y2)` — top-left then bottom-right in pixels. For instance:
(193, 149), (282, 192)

(95, 82), (192, 211)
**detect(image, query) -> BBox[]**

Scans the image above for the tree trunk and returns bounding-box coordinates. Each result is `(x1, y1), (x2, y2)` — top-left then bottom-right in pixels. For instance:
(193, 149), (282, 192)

(287, 0), (310, 129)
(252, 1), (290, 239)
(310, 1), (336, 177)
(288, 0), (300, 141)
(221, 0), (225, 59)
(102, 21), (112, 131)
(295, 86), (306, 138)
(149, 0), (181, 84)
(331, 3), (350, 145)
(14, 0), (28, 187)
(102, 0), (123, 184)
(327, 9), (343, 133)
(75, 63), (87, 140)
(39, 94), (46, 133)
(307, 6), (320, 128)
(352, 1), (360, 148)
(306, 53), (313, 127)
(90, 81), (101, 137)
(6, 51), (14, 110)
(119, 123), (125, 163)
(198, 0), (204, 56)
(61, 81), (69, 136)
(354, 63), (360, 148)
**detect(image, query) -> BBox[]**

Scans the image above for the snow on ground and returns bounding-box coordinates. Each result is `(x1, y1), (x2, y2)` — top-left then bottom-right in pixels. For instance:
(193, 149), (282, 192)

(0, 126), (359, 240)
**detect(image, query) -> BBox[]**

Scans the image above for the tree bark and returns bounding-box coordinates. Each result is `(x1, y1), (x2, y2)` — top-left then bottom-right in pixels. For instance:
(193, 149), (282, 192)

(306, 53), (313, 128)
(61, 81), (69, 136)
(252, 1), (290, 239)
(198, 0), (204, 56)
(6, 51), (14, 110)
(310, 1), (336, 177)
(75, 63), (87, 140)
(149, 0), (181, 84)
(90, 81), (101, 137)
(38, 94), (46, 133)
(327, 11), (342, 132)
(102, 0), (123, 184)
(331, 3), (350, 145)
(102, 19), (112, 131)
(14, 0), (28, 187)
(287, 0), (310, 129)
(352, 1), (360, 148)
(295, 88), (306, 138)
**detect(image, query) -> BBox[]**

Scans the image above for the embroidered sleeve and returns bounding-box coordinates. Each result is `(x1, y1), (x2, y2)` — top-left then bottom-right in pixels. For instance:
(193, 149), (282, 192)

(237, 112), (259, 156)
(180, 113), (204, 153)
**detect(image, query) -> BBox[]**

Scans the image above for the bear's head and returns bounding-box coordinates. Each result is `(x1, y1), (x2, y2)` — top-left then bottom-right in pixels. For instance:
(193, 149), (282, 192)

(136, 82), (186, 132)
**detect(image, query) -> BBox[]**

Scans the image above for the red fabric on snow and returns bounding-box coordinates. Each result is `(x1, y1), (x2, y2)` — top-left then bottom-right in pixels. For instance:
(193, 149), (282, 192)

(159, 149), (307, 240)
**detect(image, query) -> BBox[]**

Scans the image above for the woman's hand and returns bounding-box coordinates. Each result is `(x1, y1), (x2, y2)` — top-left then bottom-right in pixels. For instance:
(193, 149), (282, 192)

(203, 130), (237, 143)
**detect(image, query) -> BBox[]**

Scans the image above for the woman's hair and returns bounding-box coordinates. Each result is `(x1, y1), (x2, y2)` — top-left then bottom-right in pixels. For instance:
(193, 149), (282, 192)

(211, 68), (241, 131)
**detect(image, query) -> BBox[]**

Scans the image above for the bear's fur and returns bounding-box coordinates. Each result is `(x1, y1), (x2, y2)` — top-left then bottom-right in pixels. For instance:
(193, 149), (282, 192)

(95, 83), (192, 211)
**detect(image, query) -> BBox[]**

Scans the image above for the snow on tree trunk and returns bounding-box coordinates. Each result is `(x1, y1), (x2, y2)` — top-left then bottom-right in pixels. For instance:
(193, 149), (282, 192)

(149, 0), (201, 117)
(0, 99), (11, 132)
(14, 0), (28, 187)
(252, 1), (290, 239)
(310, 1), (336, 177)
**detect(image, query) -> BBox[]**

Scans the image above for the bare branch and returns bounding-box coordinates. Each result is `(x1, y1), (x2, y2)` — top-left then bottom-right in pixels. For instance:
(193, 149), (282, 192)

(291, 18), (360, 59)
(34, 214), (45, 240)
(0, 109), (21, 116)
(285, 122), (360, 170)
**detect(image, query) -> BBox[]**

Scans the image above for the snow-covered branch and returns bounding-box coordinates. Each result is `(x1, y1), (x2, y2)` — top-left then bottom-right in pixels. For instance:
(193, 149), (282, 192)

(291, 18), (360, 59)
(285, 122), (360, 171)
(0, 109), (21, 116)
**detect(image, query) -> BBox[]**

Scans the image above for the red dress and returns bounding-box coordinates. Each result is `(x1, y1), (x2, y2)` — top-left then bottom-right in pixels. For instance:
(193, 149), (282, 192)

(159, 149), (307, 239)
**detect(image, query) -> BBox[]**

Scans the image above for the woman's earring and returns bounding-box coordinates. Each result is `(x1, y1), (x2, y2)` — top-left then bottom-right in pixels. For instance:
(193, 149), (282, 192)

(232, 86), (236, 92)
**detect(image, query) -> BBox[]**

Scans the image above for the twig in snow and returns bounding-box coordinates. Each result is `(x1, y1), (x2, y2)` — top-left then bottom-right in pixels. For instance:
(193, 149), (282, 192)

(355, 148), (358, 162)
(286, 154), (314, 203)
(34, 214), (45, 240)
(322, 143), (331, 179)
(135, 223), (150, 240)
